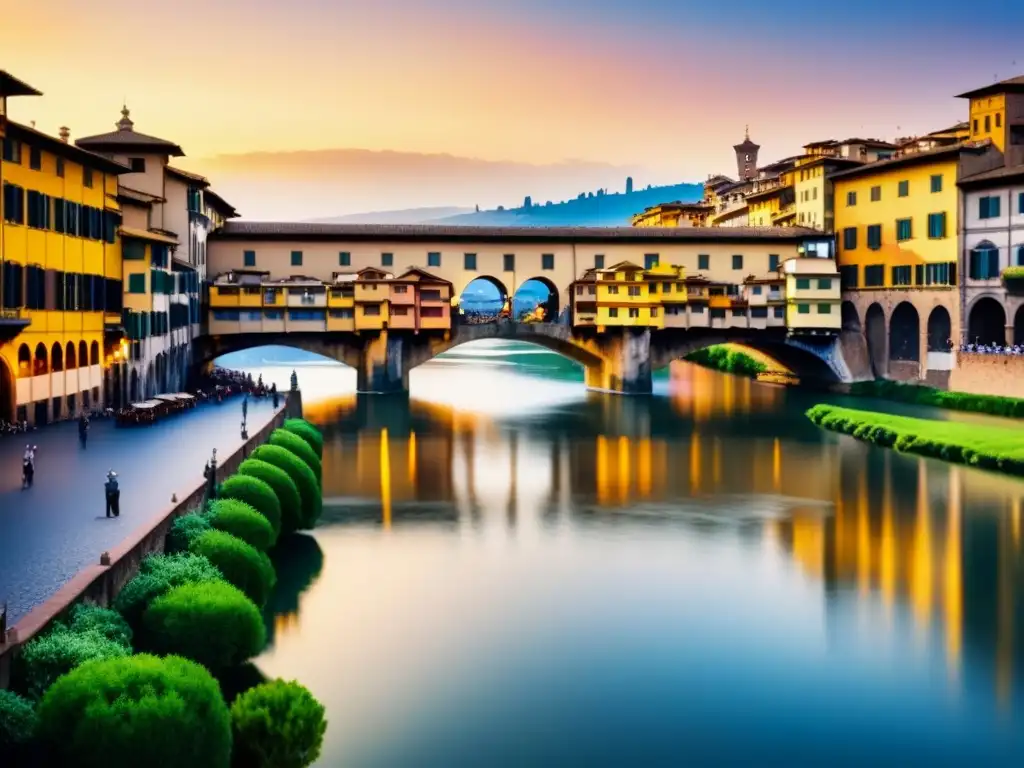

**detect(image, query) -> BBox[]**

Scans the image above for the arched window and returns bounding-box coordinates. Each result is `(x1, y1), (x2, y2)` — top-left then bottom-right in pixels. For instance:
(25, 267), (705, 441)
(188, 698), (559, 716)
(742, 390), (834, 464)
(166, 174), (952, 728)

(17, 344), (31, 374)
(51, 342), (64, 373)
(79, 341), (88, 368)
(90, 341), (100, 365)
(66, 342), (77, 370)
(1017, 245), (1024, 267)
(34, 343), (48, 376)
(969, 240), (1000, 280)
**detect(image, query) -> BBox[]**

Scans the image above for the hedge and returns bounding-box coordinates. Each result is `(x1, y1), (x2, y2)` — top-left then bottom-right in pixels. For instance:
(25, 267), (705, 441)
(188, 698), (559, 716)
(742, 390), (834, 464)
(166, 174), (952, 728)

(191, 530), (276, 607)
(62, 603), (133, 649)
(36, 654), (232, 768)
(142, 582), (266, 670)
(270, 428), (322, 483)
(209, 498), (276, 551)
(848, 380), (1024, 419)
(284, 418), (323, 459)
(230, 679), (327, 768)
(0, 689), (37, 752)
(114, 553), (224, 631)
(17, 627), (129, 700)
(238, 459), (303, 534)
(220, 473), (282, 537)
(686, 345), (767, 378)
(806, 404), (1024, 476)
(250, 444), (321, 530)
(167, 511), (213, 554)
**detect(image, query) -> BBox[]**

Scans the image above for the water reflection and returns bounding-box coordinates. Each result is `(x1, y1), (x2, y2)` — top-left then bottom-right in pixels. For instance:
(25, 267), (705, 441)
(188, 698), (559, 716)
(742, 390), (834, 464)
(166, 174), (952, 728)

(248, 352), (1024, 766)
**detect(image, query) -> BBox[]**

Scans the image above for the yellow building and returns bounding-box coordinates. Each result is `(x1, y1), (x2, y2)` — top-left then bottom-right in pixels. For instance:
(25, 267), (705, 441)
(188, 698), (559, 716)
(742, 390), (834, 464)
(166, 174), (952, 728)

(631, 202), (713, 228)
(1, 71), (130, 424)
(571, 261), (663, 329)
(783, 257), (841, 335)
(958, 75), (1024, 165)
(645, 263), (688, 328)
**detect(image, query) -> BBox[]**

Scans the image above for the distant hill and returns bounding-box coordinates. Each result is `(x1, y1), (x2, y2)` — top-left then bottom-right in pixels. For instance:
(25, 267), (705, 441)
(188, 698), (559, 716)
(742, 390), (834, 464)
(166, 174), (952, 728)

(310, 206), (474, 224)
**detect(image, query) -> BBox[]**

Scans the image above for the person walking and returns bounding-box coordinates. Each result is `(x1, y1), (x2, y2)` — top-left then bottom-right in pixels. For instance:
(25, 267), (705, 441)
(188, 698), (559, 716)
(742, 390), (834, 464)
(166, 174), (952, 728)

(78, 412), (90, 449)
(104, 470), (120, 518)
(21, 444), (36, 490)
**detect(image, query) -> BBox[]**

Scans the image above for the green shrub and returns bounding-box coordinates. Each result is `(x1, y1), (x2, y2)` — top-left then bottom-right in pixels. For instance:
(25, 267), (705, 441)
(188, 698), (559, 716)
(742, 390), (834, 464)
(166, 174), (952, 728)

(284, 418), (323, 459)
(1002, 265), (1024, 281)
(114, 553), (224, 630)
(191, 530), (276, 606)
(270, 428), (322, 483)
(36, 654), (231, 768)
(848, 379), (1024, 420)
(238, 459), (303, 534)
(686, 345), (767, 378)
(220, 473), (283, 537)
(143, 582), (266, 670)
(17, 628), (129, 700)
(167, 511), (213, 554)
(0, 689), (38, 751)
(230, 679), (327, 768)
(209, 498), (277, 551)
(63, 603), (133, 649)
(251, 445), (321, 530)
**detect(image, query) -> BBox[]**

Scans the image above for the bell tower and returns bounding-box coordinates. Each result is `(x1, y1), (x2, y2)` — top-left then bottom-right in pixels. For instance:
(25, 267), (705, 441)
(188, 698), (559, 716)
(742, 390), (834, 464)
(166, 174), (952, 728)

(733, 125), (760, 181)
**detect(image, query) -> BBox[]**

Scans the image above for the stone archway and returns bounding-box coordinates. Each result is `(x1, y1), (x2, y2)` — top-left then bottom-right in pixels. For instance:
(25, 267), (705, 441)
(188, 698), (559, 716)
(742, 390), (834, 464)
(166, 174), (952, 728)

(841, 301), (861, 332)
(0, 356), (15, 422)
(513, 276), (561, 323)
(927, 306), (952, 352)
(864, 303), (886, 377)
(1016, 305), (1024, 345)
(968, 297), (1007, 346)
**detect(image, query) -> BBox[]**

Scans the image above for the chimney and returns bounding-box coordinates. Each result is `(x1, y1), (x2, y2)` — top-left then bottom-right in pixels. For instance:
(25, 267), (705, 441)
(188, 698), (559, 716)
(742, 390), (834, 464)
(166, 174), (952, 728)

(59, 126), (70, 143)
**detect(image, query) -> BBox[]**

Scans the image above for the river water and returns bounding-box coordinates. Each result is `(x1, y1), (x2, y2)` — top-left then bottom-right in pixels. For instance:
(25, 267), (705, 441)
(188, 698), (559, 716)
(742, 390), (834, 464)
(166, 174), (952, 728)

(228, 341), (1024, 767)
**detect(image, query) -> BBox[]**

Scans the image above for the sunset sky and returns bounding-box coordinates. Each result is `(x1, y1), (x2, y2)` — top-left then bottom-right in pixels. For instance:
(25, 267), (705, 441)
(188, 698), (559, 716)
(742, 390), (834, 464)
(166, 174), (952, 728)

(6, 0), (1024, 217)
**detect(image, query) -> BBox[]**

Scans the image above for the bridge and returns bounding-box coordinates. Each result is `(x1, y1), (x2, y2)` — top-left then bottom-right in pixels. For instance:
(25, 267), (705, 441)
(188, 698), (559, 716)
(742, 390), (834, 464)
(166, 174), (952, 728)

(195, 321), (851, 394)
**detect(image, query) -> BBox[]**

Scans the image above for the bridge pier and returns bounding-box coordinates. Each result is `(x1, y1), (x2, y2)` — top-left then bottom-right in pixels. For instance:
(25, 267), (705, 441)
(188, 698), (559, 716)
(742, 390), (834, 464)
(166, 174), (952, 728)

(356, 331), (410, 394)
(584, 328), (653, 395)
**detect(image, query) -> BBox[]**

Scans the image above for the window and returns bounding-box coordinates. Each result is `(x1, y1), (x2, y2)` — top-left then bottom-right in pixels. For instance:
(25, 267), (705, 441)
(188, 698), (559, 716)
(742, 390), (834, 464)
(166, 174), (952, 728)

(29, 147), (42, 170)
(130, 157), (146, 172)
(607, 285), (619, 294)
(627, 286), (641, 296)
(973, 118), (979, 133)
(26, 191), (50, 229)
(979, 195), (1001, 219)
(817, 278), (831, 290)
(922, 262), (956, 286)
(1019, 192), (1024, 214)
(628, 308), (640, 318)
(846, 191), (857, 206)
(867, 225), (882, 250)
(503, 253), (515, 271)
(795, 278), (810, 290)
(698, 254), (710, 271)
(608, 308), (619, 318)
(840, 265), (858, 289)
(773, 306), (784, 318)
(542, 253), (554, 270)
(896, 218), (912, 241)
(422, 306), (443, 318)
(428, 252), (441, 268)
(968, 243), (1000, 279)
(288, 310), (325, 322)
(797, 304), (810, 314)
(83, 169), (93, 188)
(891, 266), (912, 286)
(2, 183), (24, 224)
(752, 285), (762, 295)
(128, 274), (146, 293)
(644, 253), (659, 269)
(817, 304), (832, 314)
(870, 186), (881, 202)
(1017, 245), (1024, 267)
(381, 252), (393, 267)
(391, 306), (409, 315)
(464, 253), (477, 270)
(897, 180), (909, 197)
(864, 265), (884, 287)
(732, 254), (743, 270)
(243, 250), (256, 267)
(927, 212), (946, 239)
(751, 306), (768, 318)
(2, 138), (21, 163)
(393, 285), (408, 294)
(290, 250), (303, 266)
(340, 251), (351, 266)
(651, 308), (659, 318)
(55, 158), (64, 178)
(594, 255), (605, 269)
(842, 228), (857, 250)
(930, 174), (943, 193)
(984, 115), (991, 132)
(996, 113), (1002, 128)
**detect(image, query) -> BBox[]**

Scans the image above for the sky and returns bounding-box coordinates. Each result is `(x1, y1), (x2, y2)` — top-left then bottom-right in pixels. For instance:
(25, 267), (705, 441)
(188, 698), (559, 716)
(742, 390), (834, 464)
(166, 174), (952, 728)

(5, 0), (1024, 218)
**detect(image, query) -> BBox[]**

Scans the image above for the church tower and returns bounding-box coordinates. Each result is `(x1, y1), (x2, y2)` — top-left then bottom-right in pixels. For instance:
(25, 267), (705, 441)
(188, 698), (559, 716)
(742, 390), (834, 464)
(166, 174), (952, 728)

(733, 126), (760, 181)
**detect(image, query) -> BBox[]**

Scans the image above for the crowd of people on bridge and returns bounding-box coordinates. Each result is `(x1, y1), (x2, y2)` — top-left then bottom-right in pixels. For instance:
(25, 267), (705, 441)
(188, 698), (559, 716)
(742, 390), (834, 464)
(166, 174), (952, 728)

(958, 342), (1024, 355)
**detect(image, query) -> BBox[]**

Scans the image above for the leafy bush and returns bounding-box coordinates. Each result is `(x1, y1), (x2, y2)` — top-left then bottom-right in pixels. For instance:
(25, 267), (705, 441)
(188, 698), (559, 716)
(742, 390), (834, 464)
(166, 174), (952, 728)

(0, 689), (38, 751)
(238, 459), (303, 534)
(209, 498), (277, 551)
(167, 511), (213, 554)
(191, 530), (276, 606)
(230, 679), (327, 768)
(686, 345), (767, 378)
(17, 628), (129, 699)
(848, 380), (1024, 419)
(142, 582), (266, 670)
(284, 419), (323, 459)
(251, 445), (321, 530)
(114, 553), (224, 630)
(36, 654), (231, 768)
(1002, 265), (1024, 281)
(220, 473), (283, 537)
(270, 428), (322, 484)
(63, 603), (133, 649)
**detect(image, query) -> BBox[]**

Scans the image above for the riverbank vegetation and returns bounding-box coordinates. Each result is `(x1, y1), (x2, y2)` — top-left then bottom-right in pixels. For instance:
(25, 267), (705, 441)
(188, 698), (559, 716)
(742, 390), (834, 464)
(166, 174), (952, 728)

(848, 380), (1024, 419)
(8, 417), (328, 767)
(686, 345), (768, 378)
(807, 404), (1024, 476)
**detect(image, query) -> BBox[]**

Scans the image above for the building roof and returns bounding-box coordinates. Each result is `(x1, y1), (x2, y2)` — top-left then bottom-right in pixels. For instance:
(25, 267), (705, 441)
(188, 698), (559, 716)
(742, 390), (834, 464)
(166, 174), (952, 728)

(803, 137), (897, 150)
(119, 226), (178, 245)
(5, 121), (131, 175)
(0, 71), (42, 97)
(792, 155), (863, 171)
(213, 221), (823, 244)
(393, 267), (452, 284)
(117, 186), (165, 206)
(927, 121), (970, 137)
(955, 75), (1024, 100)
(76, 106), (184, 157)
(957, 163), (1024, 189)
(204, 188), (239, 218)
(165, 165), (209, 186)
(827, 142), (986, 181)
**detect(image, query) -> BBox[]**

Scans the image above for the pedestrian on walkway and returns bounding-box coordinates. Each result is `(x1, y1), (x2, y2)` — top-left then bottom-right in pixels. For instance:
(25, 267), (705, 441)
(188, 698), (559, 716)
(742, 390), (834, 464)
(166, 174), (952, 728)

(78, 412), (90, 449)
(22, 444), (36, 490)
(104, 470), (120, 518)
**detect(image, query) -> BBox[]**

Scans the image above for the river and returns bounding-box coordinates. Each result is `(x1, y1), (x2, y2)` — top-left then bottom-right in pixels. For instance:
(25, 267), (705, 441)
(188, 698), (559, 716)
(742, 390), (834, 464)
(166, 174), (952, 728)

(226, 340), (1024, 767)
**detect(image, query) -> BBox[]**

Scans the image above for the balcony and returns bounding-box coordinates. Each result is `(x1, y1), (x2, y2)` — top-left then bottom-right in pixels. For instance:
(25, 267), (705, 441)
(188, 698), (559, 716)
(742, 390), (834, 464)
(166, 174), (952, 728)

(0, 308), (30, 342)
(772, 204), (796, 222)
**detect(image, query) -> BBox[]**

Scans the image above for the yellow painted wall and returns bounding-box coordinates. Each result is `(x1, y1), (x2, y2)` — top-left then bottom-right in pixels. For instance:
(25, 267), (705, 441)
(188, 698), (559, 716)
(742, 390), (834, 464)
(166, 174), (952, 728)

(785, 272), (841, 331)
(122, 239), (152, 312)
(968, 94), (1006, 151)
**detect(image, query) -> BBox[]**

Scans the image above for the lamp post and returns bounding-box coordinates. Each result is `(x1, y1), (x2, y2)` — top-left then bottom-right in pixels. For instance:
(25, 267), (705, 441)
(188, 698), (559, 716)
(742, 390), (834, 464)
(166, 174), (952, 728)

(205, 447), (218, 501)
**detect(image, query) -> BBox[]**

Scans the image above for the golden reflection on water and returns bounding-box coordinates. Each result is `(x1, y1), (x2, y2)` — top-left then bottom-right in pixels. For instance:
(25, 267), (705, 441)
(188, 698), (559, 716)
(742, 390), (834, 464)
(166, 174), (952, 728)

(291, 362), (1024, 713)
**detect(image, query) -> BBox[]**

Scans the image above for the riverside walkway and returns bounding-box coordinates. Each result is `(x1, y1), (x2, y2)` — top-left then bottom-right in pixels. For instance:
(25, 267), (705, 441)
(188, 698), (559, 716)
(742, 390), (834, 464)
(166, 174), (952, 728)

(0, 398), (279, 624)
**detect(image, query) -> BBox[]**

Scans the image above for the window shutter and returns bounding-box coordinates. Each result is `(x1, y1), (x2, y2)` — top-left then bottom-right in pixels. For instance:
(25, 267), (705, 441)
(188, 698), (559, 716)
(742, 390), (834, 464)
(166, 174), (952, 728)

(987, 248), (1000, 278)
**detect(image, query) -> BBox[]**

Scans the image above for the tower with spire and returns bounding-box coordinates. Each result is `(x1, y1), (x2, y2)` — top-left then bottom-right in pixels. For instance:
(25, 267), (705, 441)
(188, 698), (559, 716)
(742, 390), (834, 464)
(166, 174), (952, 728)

(733, 125), (760, 181)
